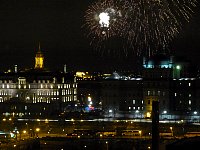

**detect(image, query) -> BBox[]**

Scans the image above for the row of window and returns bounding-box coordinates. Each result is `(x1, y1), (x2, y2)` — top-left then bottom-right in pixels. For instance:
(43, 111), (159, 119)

(0, 83), (77, 89)
(147, 90), (166, 96)
(128, 106), (144, 110)
(0, 89), (77, 96)
(0, 95), (77, 103)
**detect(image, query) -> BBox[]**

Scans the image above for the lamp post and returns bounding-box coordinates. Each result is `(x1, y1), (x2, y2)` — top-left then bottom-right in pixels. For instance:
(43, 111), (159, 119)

(106, 141), (108, 150)
(170, 127), (173, 137)
(35, 128), (40, 138)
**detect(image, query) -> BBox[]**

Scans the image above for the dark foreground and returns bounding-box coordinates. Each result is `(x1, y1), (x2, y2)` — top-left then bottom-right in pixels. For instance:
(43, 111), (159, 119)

(40, 137), (152, 150)
(2, 136), (200, 150)
(0, 137), (172, 150)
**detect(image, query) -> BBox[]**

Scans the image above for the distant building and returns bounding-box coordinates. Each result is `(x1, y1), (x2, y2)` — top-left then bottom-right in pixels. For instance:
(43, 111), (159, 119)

(0, 47), (199, 121)
(77, 54), (200, 120)
(142, 54), (198, 120)
(0, 45), (77, 118)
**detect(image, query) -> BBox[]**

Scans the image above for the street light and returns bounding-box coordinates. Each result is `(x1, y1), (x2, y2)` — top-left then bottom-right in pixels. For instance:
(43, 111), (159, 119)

(35, 128), (40, 138)
(139, 130), (142, 137)
(106, 141), (108, 150)
(170, 127), (173, 137)
(36, 128), (40, 132)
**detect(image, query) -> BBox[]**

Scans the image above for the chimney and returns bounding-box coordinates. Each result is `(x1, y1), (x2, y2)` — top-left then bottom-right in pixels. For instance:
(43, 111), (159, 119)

(14, 65), (18, 73)
(64, 64), (67, 73)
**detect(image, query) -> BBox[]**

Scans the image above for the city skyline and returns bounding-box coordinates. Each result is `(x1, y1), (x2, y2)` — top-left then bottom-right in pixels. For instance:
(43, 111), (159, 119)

(0, 0), (199, 72)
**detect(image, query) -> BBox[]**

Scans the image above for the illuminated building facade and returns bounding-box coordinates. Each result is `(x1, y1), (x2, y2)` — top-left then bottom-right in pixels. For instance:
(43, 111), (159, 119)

(35, 43), (44, 69)
(142, 54), (197, 120)
(0, 48), (199, 121)
(0, 47), (77, 118)
(78, 54), (200, 120)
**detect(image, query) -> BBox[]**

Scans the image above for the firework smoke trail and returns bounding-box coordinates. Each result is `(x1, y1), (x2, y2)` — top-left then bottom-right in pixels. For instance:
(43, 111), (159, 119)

(84, 0), (197, 56)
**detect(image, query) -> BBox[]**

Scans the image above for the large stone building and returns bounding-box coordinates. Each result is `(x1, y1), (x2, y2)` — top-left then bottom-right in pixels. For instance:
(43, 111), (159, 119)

(0, 47), (199, 121)
(77, 54), (200, 121)
(0, 45), (77, 118)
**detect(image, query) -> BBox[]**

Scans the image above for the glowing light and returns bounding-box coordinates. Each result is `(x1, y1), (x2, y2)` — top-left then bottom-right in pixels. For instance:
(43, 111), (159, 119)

(146, 112), (151, 118)
(139, 130), (142, 136)
(99, 12), (110, 27)
(35, 128), (40, 132)
(84, 0), (124, 45)
(176, 65), (181, 70)
(163, 110), (167, 114)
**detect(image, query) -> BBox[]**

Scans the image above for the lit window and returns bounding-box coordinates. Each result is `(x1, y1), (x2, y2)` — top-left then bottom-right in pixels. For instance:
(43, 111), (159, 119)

(158, 91), (160, 96)
(74, 96), (77, 101)
(189, 100), (191, 105)
(189, 94), (191, 97)
(175, 93), (177, 96)
(133, 100), (135, 104)
(74, 89), (77, 94)
(189, 83), (191, 86)
(163, 92), (165, 96)
(147, 91), (150, 96)
(129, 107), (131, 110)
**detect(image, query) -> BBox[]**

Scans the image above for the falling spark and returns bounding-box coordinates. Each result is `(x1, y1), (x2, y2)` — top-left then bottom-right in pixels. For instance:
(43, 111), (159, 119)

(84, 0), (197, 56)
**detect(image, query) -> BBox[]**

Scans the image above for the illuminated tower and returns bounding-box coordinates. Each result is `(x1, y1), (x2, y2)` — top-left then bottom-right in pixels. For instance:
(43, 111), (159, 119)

(35, 43), (44, 69)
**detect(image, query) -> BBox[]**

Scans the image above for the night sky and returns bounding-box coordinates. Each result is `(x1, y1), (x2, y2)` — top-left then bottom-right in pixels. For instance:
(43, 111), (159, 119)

(0, 0), (199, 72)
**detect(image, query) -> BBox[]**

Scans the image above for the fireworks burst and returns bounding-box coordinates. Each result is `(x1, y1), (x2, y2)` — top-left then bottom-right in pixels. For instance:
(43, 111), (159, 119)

(83, 0), (125, 49)
(84, 0), (197, 56)
(123, 0), (197, 56)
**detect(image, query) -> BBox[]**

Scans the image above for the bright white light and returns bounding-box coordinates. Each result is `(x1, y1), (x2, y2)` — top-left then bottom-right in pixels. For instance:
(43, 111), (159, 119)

(163, 110), (167, 114)
(99, 12), (110, 27)
(176, 65), (181, 70)
(88, 96), (91, 101)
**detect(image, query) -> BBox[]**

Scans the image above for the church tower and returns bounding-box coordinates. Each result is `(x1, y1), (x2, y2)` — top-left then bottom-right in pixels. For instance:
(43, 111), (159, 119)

(35, 43), (44, 69)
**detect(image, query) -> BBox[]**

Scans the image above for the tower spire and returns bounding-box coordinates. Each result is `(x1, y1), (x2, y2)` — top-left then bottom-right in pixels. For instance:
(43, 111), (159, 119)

(34, 42), (44, 69)
(38, 42), (41, 52)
